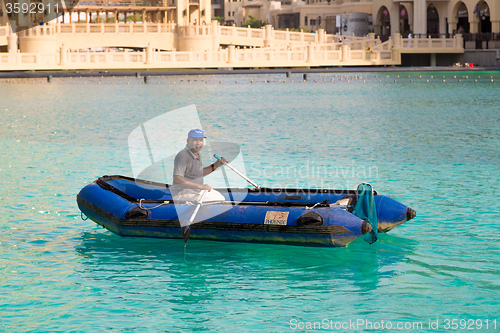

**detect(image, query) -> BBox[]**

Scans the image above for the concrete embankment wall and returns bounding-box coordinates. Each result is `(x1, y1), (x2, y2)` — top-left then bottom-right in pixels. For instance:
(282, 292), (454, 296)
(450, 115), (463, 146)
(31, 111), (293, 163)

(401, 53), (464, 67)
(463, 50), (500, 67)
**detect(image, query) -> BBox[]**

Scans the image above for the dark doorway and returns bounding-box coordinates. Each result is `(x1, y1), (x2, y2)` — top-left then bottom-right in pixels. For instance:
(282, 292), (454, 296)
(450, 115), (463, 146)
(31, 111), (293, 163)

(427, 4), (439, 35)
(278, 13), (300, 30)
(456, 2), (469, 33)
(477, 2), (491, 33)
(379, 7), (391, 36)
(400, 5), (410, 35)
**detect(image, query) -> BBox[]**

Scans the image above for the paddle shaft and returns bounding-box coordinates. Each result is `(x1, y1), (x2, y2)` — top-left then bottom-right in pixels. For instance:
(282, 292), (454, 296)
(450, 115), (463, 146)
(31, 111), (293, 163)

(188, 189), (208, 223)
(181, 189), (208, 243)
(214, 154), (260, 189)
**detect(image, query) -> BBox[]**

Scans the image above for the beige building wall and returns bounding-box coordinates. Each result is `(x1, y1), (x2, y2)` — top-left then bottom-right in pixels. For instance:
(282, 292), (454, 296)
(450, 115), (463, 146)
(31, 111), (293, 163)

(372, 0), (499, 36)
(270, 0), (372, 33)
(1, 0), (498, 34)
(176, 0), (211, 25)
(225, 0), (244, 24)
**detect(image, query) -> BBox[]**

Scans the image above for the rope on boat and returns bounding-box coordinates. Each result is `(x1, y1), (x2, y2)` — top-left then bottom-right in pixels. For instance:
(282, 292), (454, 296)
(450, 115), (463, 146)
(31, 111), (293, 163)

(139, 198), (170, 210)
(305, 202), (322, 210)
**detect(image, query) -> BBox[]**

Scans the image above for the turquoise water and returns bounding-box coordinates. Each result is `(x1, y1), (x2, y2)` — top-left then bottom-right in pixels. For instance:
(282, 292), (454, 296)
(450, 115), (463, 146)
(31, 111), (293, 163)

(1, 71), (499, 332)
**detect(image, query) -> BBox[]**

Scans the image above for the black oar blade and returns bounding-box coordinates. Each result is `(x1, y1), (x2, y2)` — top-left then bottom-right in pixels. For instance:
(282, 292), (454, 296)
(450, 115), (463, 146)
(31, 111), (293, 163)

(181, 225), (191, 243)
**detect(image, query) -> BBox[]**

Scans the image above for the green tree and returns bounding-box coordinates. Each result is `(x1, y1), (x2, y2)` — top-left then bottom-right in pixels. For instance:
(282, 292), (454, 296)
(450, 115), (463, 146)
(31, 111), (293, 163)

(290, 26), (310, 33)
(245, 16), (266, 29)
(212, 17), (225, 24)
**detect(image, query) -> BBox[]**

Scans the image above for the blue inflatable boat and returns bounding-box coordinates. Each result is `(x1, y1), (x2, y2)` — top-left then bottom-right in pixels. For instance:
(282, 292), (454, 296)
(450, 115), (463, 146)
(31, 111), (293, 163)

(77, 175), (416, 247)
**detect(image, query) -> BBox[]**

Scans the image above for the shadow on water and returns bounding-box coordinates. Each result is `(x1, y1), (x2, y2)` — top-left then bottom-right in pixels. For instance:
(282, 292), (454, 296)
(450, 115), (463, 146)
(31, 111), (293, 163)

(75, 230), (417, 295)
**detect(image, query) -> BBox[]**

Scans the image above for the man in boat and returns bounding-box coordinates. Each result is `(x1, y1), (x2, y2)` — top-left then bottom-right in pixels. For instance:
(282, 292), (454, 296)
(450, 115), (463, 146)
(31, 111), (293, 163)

(172, 129), (227, 202)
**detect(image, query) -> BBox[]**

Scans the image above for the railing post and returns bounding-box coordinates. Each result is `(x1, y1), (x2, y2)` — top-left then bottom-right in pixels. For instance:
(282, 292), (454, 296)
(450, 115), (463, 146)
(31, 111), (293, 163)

(145, 43), (153, 64)
(227, 45), (235, 63)
(393, 33), (401, 48)
(59, 43), (68, 65)
(7, 24), (18, 53)
(340, 44), (349, 62)
(317, 29), (325, 43)
(455, 34), (463, 49)
(104, 50), (110, 66)
(307, 44), (314, 63)
(440, 33), (446, 46)
(212, 20), (219, 52)
(264, 24), (273, 48)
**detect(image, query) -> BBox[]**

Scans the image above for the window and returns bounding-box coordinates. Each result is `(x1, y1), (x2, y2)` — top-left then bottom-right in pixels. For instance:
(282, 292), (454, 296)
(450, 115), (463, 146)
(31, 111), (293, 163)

(304, 16), (308, 25)
(228, 11), (231, 16)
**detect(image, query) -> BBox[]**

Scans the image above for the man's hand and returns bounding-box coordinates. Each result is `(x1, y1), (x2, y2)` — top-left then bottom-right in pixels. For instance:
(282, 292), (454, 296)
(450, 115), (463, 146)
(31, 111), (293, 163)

(200, 184), (212, 191)
(215, 156), (228, 168)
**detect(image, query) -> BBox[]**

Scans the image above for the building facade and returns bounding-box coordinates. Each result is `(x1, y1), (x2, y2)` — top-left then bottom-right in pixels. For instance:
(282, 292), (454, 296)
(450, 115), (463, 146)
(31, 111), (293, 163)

(259, 0), (499, 38)
(1, 0), (498, 36)
(372, 0), (498, 37)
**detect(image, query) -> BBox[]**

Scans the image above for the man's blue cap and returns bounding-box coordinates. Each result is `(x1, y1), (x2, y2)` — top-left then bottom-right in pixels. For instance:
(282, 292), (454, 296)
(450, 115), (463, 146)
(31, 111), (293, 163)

(188, 129), (206, 138)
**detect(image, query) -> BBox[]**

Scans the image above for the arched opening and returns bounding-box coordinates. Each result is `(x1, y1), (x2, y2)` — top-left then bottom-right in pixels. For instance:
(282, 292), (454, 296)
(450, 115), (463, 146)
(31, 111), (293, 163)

(377, 6), (391, 40)
(456, 2), (470, 33)
(427, 4), (439, 36)
(400, 5), (410, 36)
(475, 1), (491, 33)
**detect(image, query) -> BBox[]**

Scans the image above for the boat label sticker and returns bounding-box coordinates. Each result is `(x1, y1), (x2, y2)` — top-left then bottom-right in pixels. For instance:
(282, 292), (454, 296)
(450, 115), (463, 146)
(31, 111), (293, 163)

(264, 211), (289, 225)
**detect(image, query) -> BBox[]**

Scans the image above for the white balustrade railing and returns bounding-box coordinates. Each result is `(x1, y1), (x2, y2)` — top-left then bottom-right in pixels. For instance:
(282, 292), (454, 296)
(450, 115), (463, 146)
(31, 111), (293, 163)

(17, 25), (57, 37)
(56, 22), (176, 34)
(398, 34), (463, 50)
(0, 22), (465, 70)
(218, 26), (264, 39)
(0, 44), (402, 70)
(3, 22), (464, 53)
